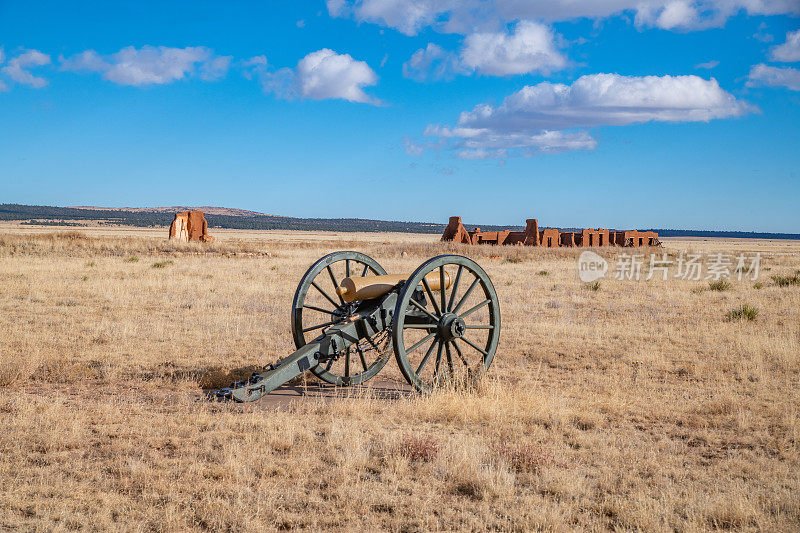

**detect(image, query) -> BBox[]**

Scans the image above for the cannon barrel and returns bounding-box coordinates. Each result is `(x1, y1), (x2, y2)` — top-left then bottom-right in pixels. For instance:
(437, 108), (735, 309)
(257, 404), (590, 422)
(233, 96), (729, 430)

(337, 272), (451, 303)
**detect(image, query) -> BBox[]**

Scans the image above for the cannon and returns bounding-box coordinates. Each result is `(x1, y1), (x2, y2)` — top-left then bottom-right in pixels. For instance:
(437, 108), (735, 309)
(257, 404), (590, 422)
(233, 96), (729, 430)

(206, 252), (501, 402)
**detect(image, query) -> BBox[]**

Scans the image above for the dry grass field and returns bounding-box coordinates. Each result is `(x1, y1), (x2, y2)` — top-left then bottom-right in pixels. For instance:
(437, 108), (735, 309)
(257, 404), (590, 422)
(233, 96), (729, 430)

(1, 225), (799, 531)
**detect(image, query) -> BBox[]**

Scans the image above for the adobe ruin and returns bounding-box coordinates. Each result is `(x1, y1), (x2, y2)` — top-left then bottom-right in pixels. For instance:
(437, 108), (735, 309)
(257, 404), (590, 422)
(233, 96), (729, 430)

(441, 216), (659, 248)
(168, 211), (214, 242)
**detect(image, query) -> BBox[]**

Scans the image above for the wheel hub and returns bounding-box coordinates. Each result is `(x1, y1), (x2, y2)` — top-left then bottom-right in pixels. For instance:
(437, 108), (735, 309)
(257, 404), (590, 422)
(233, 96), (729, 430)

(438, 313), (466, 341)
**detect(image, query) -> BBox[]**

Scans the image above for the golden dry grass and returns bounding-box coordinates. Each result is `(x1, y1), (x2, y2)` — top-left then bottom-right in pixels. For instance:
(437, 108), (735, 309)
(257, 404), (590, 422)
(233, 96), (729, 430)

(1, 226), (799, 531)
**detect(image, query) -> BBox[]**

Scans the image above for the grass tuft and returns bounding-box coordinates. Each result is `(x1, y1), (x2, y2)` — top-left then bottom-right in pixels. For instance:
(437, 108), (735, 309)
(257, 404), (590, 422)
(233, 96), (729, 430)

(492, 443), (549, 473)
(394, 434), (439, 462)
(708, 279), (732, 291)
(125, 256), (139, 263)
(586, 281), (601, 291)
(726, 304), (758, 322)
(771, 273), (800, 287)
(151, 260), (174, 269)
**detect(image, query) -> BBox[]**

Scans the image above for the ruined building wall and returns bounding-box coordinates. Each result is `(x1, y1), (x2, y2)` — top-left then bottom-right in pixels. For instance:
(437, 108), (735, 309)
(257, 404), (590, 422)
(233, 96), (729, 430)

(169, 211), (214, 242)
(441, 217), (658, 248)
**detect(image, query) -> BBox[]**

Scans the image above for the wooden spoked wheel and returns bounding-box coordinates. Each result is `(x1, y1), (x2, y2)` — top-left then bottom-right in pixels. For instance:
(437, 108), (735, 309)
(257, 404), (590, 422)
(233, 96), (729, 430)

(291, 251), (391, 386)
(391, 255), (500, 393)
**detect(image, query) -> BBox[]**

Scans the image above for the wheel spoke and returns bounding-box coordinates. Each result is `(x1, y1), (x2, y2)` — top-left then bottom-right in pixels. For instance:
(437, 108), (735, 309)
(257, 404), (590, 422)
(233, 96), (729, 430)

(303, 304), (334, 314)
(450, 340), (469, 367)
(327, 265), (344, 304)
(357, 344), (368, 371)
(403, 323), (437, 329)
(405, 331), (436, 355)
(361, 262), (369, 277)
(432, 342), (443, 381)
(451, 277), (480, 315)
(444, 342), (454, 374)
(415, 339), (438, 375)
(465, 324), (494, 329)
(421, 276), (441, 316)
(311, 281), (339, 308)
(459, 335), (489, 357)
(344, 347), (350, 377)
(302, 319), (338, 333)
(439, 266), (447, 313)
(408, 298), (439, 322)
(460, 299), (491, 319)
(447, 265), (463, 312)
(346, 259), (351, 278)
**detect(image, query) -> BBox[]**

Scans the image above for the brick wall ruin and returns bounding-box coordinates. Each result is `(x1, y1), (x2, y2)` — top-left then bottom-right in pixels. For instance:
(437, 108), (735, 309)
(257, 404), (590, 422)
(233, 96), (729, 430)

(441, 216), (659, 248)
(168, 211), (214, 242)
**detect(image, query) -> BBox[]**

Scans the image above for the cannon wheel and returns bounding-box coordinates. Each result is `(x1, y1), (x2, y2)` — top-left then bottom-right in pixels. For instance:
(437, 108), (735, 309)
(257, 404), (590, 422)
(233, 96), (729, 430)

(291, 251), (391, 386)
(392, 255), (500, 393)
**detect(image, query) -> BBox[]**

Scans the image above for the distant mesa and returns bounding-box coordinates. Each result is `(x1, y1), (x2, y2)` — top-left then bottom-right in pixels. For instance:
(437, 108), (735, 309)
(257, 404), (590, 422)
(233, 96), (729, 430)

(442, 216), (660, 248)
(169, 211), (214, 242)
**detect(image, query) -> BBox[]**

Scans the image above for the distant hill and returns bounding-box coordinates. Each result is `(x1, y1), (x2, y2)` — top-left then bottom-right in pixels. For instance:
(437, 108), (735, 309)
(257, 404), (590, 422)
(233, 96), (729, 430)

(1, 204), (798, 239)
(70, 206), (272, 217)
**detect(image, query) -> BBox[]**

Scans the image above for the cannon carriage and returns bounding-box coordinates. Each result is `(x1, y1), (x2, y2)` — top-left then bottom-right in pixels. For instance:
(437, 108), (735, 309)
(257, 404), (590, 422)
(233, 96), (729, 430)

(206, 251), (501, 402)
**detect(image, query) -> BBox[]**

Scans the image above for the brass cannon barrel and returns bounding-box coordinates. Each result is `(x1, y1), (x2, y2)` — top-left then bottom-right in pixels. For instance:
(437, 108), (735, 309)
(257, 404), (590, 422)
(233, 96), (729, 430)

(336, 272), (451, 303)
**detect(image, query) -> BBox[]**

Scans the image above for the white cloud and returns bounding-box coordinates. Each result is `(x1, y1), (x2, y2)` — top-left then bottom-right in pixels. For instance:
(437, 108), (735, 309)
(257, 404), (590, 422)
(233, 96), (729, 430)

(200, 56), (231, 81)
(424, 125), (598, 159)
(420, 73), (753, 158)
(403, 136), (425, 156)
(461, 21), (567, 76)
(403, 21), (566, 81)
(695, 59), (720, 69)
(460, 73), (754, 130)
(771, 29), (800, 62)
(246, 49), (380, 104)
(60, 46), (231, 86)
(747, 63), (800, 90)
(403, 43), (466, 81)
(329, 0), (800, 34)
(653, 1), (699, 30)
(1, 49), (51, 88)
(297, 49), (378, 103)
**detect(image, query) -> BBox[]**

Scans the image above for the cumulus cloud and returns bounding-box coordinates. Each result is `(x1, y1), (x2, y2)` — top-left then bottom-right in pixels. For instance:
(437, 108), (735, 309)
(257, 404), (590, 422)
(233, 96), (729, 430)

(461, 21), (567, 76)
(246, 49), (380, 104)
(328, 0), (800, 34)
(60, 46), (231, 86)
(297, 49), (378, 102)
(403, 21), (566, 81)
(419, 73), (753, 159)
(747, 63), (800, 90)
(770, 29), (800, 62)
(1, 49), (51, 88)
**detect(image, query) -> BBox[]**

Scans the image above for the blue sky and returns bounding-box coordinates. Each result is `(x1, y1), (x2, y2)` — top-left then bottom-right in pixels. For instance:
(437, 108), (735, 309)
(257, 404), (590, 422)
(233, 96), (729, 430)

(0, 1), (798, 232)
